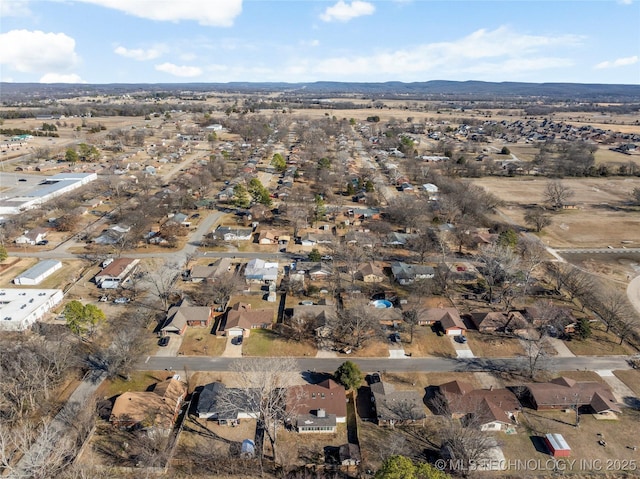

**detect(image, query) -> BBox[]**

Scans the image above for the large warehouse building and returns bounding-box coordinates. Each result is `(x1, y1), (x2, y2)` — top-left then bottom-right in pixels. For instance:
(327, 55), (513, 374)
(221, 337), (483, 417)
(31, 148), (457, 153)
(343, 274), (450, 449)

(0, 172), (98, 215)
(0, 288), (64, 331)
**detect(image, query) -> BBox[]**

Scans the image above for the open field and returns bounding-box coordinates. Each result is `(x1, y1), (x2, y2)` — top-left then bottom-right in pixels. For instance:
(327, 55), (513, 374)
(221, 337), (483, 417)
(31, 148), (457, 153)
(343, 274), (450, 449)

(472, 177), (640, 248)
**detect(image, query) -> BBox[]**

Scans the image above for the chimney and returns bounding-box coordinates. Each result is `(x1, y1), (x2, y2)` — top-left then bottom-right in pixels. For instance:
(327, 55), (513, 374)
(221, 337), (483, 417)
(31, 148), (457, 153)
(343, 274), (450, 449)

(317, 408), (326, 418)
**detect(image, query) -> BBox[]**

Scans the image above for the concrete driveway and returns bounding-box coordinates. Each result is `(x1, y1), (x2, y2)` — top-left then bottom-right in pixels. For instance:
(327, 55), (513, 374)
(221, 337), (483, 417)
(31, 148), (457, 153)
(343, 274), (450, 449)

(221, 335), (243, 358)
(595, 370), (636, 403)
(154, 334), (183, 357)
(450, 335), (475, 358)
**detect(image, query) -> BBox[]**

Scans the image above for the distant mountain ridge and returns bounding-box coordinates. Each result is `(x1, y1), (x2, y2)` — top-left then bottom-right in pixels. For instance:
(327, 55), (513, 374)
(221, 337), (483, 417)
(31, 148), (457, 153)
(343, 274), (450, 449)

(2, 80), (640, 101)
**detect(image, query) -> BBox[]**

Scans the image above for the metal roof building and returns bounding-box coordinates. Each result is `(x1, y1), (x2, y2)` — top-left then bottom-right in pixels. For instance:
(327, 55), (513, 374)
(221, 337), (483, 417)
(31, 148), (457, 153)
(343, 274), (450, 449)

(13, 260), (62, 285)
(0, 288), (64, 331)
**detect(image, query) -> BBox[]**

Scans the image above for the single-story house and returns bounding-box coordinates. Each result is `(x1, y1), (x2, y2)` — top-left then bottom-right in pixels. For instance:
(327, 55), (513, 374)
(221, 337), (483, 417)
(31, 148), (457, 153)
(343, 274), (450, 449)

(93, 225), (131, 245)
(436, 380), (520, 431)
(344, 231), (376, 248)
(257, 230), (278, 245)
(214, 226), (254, 242)
(286, 379), (347, 433)
(370, 381), (426, 427)
(384, 232), (414, 246)
(94, 258), (139, 288)
(421, 307), (466, 335)
(15, 227), (48, 245)
(189, 258), (232, 282)
(355, 262), (386, 283)
(196, 382), (259, 425)
(308, 263), (333, 280)
(110, 378), (186, 434)
(300, 232), (334, 246)
(218, 302), (274, 337)
(244, 258), (278, 282)
(470, 311), (527, 333)
(13, 260), (62, 285)
(166, 212), (191, 227)
(161, 303), (214, 335)
(390, 261), (435, 285)
(524, 377), (621, 413)
(289, 302), (337, 339)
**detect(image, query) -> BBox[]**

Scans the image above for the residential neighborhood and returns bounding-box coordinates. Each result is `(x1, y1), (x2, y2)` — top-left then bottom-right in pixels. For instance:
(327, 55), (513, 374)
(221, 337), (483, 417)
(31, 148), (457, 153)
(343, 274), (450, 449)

(0, 80), (639, 479)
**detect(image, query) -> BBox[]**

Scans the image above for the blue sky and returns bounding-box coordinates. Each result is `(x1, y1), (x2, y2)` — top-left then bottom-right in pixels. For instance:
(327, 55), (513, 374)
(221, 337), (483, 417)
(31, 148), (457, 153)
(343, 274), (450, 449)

(1, 0), (639, 84)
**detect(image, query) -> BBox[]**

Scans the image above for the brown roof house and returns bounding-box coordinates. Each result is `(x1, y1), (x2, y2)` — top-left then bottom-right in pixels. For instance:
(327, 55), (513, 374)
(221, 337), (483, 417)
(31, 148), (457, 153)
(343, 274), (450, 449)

(422, 308), (466, 335)
(94, 258), (139, 289)
(470, 311), (527, 333)
(370, 381), (426, 427)
(188, 257), (232, 282)
(436, 380), (520, 432)
(286, 379), (348, 433)
(110, 378), (187, 435)
(524, 377), (621, 414)
(354, 262), (386, 283)
(218, 302), (274, 337)
(161, 302), (214, 335)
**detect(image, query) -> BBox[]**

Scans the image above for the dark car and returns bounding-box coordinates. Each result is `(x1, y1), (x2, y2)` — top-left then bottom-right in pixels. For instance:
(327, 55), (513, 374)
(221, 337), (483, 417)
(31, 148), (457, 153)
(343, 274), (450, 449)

(456, 335), (468, 343)
(390, 333), (401, 343)
(158, 336), (170, 347)
(36, 240), (49, 246)
(18, 178), (27, 182)
(235, 336), (243, 345)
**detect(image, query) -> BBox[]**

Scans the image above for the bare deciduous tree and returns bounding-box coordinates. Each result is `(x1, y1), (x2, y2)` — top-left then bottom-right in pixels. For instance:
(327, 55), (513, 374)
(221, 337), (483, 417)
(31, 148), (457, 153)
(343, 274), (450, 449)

(544, 180), (574, 210)
(227, 357), (300, 465)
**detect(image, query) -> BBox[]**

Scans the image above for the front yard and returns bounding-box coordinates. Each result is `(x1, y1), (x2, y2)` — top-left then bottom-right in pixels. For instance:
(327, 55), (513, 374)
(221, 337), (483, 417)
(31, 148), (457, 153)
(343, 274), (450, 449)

(178, 325), (227, 356)
(564, 324), (635, 356)
(242, 329), (317, 357)
(465, 331), (527, 358)
(402, 326), (456, 358)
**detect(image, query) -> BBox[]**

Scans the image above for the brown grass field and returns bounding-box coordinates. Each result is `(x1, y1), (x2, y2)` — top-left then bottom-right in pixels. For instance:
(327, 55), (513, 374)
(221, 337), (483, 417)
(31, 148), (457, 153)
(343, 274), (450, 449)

(472, 177), (640, 248)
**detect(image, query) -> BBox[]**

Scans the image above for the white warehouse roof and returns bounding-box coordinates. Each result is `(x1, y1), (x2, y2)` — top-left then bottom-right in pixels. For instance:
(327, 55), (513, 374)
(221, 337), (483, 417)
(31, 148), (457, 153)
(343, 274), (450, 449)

(0, 288), (64, 331)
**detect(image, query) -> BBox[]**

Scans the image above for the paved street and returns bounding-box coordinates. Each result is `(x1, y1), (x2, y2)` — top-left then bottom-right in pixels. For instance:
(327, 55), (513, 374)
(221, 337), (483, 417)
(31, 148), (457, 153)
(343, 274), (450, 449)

(139, 354), (632, 375)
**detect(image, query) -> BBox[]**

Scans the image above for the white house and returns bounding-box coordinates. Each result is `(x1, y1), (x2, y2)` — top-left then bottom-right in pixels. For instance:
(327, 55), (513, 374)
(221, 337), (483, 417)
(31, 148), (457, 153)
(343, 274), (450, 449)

(244, 259), (278, 282)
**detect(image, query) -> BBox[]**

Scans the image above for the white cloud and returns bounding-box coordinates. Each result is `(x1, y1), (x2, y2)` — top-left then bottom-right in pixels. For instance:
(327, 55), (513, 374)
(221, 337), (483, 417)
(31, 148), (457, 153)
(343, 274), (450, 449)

(594, 55), (638, 69)
(155, 62), (202, 77)
(320, 1), (375, 22)
(114, 45), (163, 61)
(39, 73), (85, 83)
(308, 27), (582, 79)
(75, 0), (243, 26)
(0, 30), (79, 73)
(618, 0), (633, 4)
(1, 0), (31, 17)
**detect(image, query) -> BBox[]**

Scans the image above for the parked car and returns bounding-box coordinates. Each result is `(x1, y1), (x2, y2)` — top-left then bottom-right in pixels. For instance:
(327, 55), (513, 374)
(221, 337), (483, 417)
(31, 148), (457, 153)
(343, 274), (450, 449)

(113, 297), (130, 304)
(36, 240), (49, 245)
(18, 178), (27, 182)
(158, 336), (170, 347)
(390, 333), (401, 343)
(456, 335), (467, 343)
(235, 336), (243, 345)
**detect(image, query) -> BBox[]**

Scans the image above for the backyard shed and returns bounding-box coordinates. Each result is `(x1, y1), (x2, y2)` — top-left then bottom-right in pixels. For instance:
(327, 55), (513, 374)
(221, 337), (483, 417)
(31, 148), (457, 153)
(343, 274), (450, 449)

(544, 433), (571, 457)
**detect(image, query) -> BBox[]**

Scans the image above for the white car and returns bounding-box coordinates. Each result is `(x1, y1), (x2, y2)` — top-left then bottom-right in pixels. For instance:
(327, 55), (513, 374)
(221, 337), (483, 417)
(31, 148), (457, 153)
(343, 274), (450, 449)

(113, 297), (130, 304)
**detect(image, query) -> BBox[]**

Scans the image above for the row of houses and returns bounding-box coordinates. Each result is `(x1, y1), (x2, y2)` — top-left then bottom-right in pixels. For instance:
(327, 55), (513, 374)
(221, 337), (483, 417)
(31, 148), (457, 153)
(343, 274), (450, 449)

(109, 374), (621, 440)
